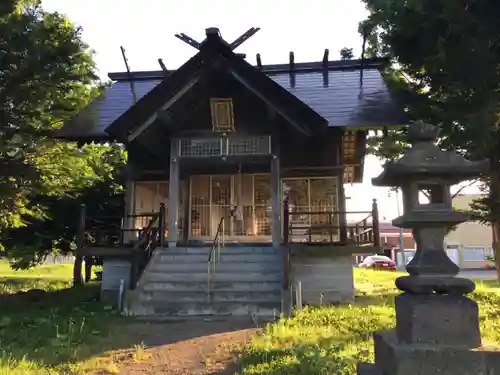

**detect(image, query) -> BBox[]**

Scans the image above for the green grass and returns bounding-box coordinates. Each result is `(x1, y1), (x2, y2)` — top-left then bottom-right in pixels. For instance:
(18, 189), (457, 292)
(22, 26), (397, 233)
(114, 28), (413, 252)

(0, 261), (74, 280)
(240, 269), (500, 375)
(2, 260), (499, 375)
(0, 260), (123, 375)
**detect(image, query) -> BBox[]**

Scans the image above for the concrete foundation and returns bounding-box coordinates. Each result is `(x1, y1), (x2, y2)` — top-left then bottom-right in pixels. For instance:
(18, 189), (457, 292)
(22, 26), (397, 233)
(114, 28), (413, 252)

(291, 251), (355, 305)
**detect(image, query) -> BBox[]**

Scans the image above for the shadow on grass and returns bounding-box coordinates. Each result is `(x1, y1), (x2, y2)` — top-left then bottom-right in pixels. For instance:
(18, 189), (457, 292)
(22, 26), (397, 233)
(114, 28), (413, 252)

(1, 281), (131, 368)
(0, 278), (258, 373)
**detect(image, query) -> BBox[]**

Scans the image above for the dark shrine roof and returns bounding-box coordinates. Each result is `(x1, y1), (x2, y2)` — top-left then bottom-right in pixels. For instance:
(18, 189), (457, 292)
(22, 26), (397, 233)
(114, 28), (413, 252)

(55, 41), (407, 141)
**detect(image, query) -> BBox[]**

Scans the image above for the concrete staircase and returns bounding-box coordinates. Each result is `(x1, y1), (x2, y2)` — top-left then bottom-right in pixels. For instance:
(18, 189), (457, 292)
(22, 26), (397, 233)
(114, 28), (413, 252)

(126, 245), (283, 317)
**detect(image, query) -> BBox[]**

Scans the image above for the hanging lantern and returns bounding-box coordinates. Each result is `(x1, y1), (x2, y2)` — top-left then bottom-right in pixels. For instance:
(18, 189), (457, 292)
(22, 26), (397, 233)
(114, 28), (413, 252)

(210, 98), (235, 133)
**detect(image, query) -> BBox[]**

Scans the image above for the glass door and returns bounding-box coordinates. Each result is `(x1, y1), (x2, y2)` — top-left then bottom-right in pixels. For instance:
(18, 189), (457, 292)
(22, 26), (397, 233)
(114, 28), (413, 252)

(188, 174), (272, 240)
(190, 176), (211, 237)
(211, 175), (232, 237)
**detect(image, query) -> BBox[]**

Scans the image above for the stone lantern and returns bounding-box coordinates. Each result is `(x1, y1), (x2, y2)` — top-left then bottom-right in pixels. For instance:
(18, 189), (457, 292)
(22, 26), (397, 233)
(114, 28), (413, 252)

(358, 120), (500, 375)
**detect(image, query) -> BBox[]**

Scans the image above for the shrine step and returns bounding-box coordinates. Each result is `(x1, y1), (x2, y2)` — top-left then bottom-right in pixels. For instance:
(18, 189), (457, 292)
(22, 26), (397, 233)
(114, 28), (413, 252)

(156, 252), (281, 263)
(167, 246), (279, 255)
(149, 261), (282, 273)
(127, 245), (283, 317)
(146, 271), (281, 283)
(129, 300), (281, 317)
(142, 280), (282, 292)
(139, 290), (281, 303)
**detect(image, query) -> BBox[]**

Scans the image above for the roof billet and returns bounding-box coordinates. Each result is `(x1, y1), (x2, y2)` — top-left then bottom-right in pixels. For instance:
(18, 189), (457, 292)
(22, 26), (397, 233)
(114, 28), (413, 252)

(256, 53), (262, 69)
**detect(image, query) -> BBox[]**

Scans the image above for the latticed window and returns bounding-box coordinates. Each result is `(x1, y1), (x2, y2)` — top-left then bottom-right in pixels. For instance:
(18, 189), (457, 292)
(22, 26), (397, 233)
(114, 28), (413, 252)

(179, 139), (222, 157)
(178, 136), (271, 157)
(227, 136), (271, 155)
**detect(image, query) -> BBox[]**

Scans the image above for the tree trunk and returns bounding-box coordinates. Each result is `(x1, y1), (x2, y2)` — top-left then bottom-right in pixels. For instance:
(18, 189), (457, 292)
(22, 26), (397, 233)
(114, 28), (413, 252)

(73, 254), (83, 286)
(493, 222), (500, 282)
(490, 162), (500, 283)
(84, 256), (92, 283)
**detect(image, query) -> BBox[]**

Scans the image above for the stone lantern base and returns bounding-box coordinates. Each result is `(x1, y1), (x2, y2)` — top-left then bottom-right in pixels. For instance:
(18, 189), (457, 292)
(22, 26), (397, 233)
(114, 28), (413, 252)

(357, 293), (500, 375)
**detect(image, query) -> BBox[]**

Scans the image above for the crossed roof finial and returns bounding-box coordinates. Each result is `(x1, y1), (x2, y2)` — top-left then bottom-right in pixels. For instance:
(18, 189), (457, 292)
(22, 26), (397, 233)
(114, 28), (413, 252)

(174, 27), (261, 51)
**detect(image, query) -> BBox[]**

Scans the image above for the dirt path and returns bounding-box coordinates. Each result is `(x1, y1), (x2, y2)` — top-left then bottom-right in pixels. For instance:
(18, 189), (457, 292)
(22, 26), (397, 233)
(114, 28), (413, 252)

(95, 318), (260, 375)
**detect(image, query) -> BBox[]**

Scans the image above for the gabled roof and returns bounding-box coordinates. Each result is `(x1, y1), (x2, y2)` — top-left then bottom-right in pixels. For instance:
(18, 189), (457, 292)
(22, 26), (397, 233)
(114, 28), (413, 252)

(54, 31), (407, 141)
(106, 30), (330, 141)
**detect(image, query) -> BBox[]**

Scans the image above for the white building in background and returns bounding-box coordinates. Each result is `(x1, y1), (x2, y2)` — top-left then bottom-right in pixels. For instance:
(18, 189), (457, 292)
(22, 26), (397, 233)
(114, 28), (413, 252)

(445, 194), (494, 269)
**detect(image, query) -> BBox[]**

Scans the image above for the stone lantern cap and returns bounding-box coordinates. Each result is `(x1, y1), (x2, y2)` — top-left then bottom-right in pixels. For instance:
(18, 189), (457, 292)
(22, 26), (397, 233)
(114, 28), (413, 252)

(372, 120), (489, 187)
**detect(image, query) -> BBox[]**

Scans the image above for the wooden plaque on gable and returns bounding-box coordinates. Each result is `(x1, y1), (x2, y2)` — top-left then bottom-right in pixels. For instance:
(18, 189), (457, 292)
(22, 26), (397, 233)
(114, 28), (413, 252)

(210, 98), (235, 133)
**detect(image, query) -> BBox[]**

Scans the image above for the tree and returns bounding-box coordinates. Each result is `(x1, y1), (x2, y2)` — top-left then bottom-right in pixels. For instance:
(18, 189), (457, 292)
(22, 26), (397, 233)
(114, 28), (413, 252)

(3, 144), (126, 269)
(359, 0), (500, 279)
(0, 1), (96, 237)
(339, 47), (354, 60)
(0, 0), (125, 272)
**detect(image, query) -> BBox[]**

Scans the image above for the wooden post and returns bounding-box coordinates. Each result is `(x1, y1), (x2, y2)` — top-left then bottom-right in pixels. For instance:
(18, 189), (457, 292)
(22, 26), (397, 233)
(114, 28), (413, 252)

(123, 177), (135, 244)
(282, 196), (290, 290)
(295, 280), (303, 310)
(84, 256), (92, 283)
(167, 140), (180, 248)
(182, 179), (190, 244)
(271, 155), (281, 248)
(159, 202), (166, 248)
(338, 172), (348, 245)
(130, 249), (139, 289)
(283, 189), (290, 245)
(372, 198), (381, 247)
(73, 204), (86, 286)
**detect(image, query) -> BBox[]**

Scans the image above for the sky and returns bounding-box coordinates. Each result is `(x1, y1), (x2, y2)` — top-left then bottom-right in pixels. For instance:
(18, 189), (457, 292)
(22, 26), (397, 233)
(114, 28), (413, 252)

(42, 0), (476, 221)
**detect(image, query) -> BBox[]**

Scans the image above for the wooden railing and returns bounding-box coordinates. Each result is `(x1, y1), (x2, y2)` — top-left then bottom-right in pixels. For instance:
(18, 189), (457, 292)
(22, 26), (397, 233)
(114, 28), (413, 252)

(75, 203), (166, 288)
(283, 198), (381, 247)
(80, 206), (165, 248)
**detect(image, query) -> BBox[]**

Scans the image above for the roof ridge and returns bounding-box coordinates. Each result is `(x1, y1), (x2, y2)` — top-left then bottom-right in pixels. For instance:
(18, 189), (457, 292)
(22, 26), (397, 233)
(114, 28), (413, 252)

(108, 57), (388, 81)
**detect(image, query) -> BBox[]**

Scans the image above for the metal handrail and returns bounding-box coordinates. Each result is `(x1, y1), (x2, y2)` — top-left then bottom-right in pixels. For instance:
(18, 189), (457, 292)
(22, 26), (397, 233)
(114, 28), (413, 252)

(207, 217), (225, 302)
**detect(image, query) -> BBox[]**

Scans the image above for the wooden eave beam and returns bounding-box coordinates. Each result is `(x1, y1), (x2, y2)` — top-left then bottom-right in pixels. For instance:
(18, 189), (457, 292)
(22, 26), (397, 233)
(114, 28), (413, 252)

(157, 97), (207, 134)
(223, 50), (327, 134)
(228, 68), (312, 136)
(127, 76), (201, 142)
(105, 47), (210, 140)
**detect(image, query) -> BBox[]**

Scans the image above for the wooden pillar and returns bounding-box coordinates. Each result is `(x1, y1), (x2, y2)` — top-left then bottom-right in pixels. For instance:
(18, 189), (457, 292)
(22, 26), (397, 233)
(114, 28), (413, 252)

(338, 170), (348, 244)
(338, 132), (348, 244)
(271, 155), (281, 248)
(182, 179), (190, 244)
(167, 140), (180, 248)
(123, 179), (135, 244)
(159, 202), (166, 247)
